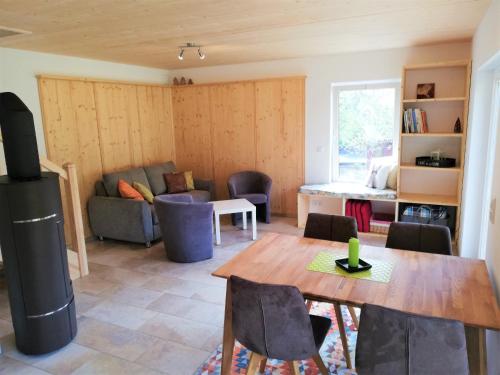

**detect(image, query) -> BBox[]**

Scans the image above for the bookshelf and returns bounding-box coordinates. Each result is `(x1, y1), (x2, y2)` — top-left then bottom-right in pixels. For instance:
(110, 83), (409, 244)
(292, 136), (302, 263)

(397, 60), (471, 246)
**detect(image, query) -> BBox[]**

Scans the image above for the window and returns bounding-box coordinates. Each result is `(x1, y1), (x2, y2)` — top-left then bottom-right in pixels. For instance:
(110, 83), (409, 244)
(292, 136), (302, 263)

(331, 81), (400, 183)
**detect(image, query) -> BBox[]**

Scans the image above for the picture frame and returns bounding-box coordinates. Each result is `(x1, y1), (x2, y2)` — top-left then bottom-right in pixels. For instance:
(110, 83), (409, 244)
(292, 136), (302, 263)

(416, 83), (435, 99)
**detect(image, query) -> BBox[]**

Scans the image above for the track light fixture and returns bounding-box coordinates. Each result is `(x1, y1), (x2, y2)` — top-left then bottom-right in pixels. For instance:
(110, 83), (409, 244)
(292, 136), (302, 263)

(198, 47), (205, 60)
(177, 43), (206, 61)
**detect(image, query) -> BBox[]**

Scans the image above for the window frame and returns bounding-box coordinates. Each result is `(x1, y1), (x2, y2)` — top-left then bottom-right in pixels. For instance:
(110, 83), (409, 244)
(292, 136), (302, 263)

(330, 80), (401, 183)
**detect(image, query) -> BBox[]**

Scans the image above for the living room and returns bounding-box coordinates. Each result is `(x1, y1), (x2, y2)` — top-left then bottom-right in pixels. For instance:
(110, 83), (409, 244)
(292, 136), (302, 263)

(0, 1), (499, 374)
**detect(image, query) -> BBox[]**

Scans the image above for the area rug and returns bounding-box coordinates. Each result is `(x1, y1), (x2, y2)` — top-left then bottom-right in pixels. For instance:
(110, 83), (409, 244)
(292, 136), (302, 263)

(195, 302), (358, 374)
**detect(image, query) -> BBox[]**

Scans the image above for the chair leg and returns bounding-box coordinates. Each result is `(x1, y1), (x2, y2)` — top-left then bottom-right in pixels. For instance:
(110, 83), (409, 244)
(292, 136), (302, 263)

(247, 352), (265, 375)
(287, 361), (300, 375)
(305, 300), (313, 311)
(347, 306), (359, 329)
(333, 302), (352, 369)
(312, 354), (329, 375)
(259, 358), (267, 373)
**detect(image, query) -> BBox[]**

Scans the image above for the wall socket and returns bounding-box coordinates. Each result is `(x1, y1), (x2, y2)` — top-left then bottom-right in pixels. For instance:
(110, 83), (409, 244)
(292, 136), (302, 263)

(490, 197), (497, 225)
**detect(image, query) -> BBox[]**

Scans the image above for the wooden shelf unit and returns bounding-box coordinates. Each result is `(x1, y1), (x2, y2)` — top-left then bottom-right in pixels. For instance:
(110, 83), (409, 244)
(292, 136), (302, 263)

(397, 60), (471, 246)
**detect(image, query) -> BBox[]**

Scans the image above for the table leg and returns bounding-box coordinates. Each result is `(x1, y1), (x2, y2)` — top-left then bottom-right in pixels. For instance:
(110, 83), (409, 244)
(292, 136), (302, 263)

(242, 210), (247, 230)
(465, 326), (486, 375)
(215, 213), (221, 245)
(221, 278), (235, 375)
(252, 208), (257, 240)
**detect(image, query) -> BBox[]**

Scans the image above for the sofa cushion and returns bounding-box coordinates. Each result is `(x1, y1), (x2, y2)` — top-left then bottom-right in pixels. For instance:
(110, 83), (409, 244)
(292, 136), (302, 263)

(103, 167), (151, 197)
(164, 172), (188, 194)
(158, 189), (211, 203)
(118, 179), (144, 200)
(144, 161), (176, 195)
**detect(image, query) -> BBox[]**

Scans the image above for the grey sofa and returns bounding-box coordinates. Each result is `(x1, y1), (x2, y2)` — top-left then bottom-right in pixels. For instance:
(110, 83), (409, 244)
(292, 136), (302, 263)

(88, 161), (215, 247)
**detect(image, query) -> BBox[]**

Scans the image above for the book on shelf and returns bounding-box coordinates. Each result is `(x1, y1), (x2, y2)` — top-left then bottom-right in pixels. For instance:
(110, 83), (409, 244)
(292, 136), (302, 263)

(402, 108), (428, 133)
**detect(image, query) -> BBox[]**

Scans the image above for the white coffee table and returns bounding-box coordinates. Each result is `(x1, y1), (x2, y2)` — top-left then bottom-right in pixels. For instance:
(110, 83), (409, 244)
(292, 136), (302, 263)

(211, 199), (257, 245)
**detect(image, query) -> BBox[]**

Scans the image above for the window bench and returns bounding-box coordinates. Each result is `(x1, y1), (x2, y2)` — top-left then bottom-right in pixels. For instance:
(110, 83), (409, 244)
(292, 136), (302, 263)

(297, 182), (396, 228)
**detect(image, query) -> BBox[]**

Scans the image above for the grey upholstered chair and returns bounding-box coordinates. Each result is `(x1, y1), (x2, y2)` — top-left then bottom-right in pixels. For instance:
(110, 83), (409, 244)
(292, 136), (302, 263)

(153, 195), (213, 263)
(355, 304), (469, 375)
(230, 275), (331, 375)
(227, 171), (272, 224)
(386, 222), (452, 255)
(303, 213), (358, 369)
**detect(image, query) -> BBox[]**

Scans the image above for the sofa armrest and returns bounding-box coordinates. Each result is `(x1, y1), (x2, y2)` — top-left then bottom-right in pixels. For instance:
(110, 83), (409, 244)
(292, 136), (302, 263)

(194, 179), (216, 201)
(88, 196), (154, 244)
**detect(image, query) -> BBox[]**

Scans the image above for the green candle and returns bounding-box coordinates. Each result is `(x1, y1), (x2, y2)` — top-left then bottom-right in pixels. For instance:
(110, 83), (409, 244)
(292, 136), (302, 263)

(348, 237), (360, 268)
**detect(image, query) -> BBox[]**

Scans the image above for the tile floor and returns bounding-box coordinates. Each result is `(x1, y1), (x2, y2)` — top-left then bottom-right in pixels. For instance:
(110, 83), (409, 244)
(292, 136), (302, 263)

(0, 217), (385, 375)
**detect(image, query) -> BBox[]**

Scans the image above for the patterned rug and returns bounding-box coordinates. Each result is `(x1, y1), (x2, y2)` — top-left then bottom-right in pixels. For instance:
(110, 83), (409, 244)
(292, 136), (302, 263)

(195, 302), (358, 374)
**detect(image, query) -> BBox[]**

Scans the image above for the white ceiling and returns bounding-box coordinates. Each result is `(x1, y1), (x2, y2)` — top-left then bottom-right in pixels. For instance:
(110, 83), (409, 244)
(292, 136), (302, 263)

(0, 0), (490, 69)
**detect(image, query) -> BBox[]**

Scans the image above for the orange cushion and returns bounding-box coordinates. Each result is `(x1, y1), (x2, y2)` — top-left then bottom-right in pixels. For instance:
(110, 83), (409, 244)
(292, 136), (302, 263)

(118, 179), (144, 200)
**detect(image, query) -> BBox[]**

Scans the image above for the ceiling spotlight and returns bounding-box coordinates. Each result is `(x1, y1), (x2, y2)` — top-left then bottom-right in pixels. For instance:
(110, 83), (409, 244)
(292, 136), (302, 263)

(198, 48), (205, 60)
(177, 43), (206, 61)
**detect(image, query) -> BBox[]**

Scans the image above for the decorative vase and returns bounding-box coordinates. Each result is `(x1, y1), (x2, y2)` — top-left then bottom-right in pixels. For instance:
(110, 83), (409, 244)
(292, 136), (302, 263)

(454, 118), (462, 133)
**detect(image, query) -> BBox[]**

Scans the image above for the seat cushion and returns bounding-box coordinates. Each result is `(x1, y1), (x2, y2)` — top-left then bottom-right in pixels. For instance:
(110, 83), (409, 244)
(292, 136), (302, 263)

(309, 315), (331, 351)
(144, 161), (176, 196)
(103, 168), (150, 197)
(235, 193), (267, 204)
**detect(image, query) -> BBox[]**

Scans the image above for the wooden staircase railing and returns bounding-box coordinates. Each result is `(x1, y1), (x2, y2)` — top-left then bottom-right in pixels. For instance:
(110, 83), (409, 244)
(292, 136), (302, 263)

(0, 136), (88, 278)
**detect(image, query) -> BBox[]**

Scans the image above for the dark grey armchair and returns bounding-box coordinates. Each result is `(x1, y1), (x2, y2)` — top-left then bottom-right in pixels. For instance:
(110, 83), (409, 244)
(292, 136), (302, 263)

(230, 275), (331, 374)
(356, 304), (468, 375)
(227, 171), (272, 224)
(153, 195), (213, 263)
(386, 222), (452, 255)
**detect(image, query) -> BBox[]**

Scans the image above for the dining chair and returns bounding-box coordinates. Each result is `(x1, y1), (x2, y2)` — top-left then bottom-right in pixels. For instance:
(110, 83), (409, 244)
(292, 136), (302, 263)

(386, 222), (452, 255)
(304, 212), (358, 368)
(355, 303), (469, 375)
(230, 275), (331, 375)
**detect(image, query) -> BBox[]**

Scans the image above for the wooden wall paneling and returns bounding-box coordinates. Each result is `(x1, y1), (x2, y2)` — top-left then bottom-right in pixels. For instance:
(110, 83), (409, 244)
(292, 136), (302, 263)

(94, 83), (134, 173)
(38, 78), (77, 246)
(160, 87), (176, 163)
(255, 80), (283, 212)
(280, 78), (305, 216)
(172, 86), (214, 179)
(124, 85), (144, 168)
(39, 78), (102, 238)
(65, 81), (103, 238)
(136, 86), (175, 165)
(210, 82), (256, 200)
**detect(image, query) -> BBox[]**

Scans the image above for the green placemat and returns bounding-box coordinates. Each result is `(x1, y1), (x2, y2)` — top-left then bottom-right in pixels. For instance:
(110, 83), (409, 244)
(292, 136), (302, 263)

(307, 250), (395, 283)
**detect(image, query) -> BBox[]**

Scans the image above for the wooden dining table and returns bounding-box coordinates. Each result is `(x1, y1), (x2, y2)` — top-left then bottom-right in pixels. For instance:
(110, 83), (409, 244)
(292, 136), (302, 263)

(212, 232), (500, 375)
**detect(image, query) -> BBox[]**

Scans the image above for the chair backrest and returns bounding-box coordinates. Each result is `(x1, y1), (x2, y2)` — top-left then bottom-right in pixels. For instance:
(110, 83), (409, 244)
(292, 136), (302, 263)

(153, 195), (213, 261)
(304, 213), (358, 243)
(227, 171), (271, 196)
(386, 222), (452, 255)
(356, 304), (468, 375)
(230, 275), (317, 361)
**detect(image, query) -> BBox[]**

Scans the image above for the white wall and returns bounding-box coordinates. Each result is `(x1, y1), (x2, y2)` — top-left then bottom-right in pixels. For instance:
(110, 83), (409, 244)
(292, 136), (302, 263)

(0, 47), (169, 173)
(462, 1), (500, 373)
(171, 42), (471, 184)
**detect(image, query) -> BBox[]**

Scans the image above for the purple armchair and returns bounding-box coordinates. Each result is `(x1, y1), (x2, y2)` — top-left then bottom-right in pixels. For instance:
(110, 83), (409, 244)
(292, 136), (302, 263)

(227, 171), (272, 224)
(153, 195), (213, 263)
